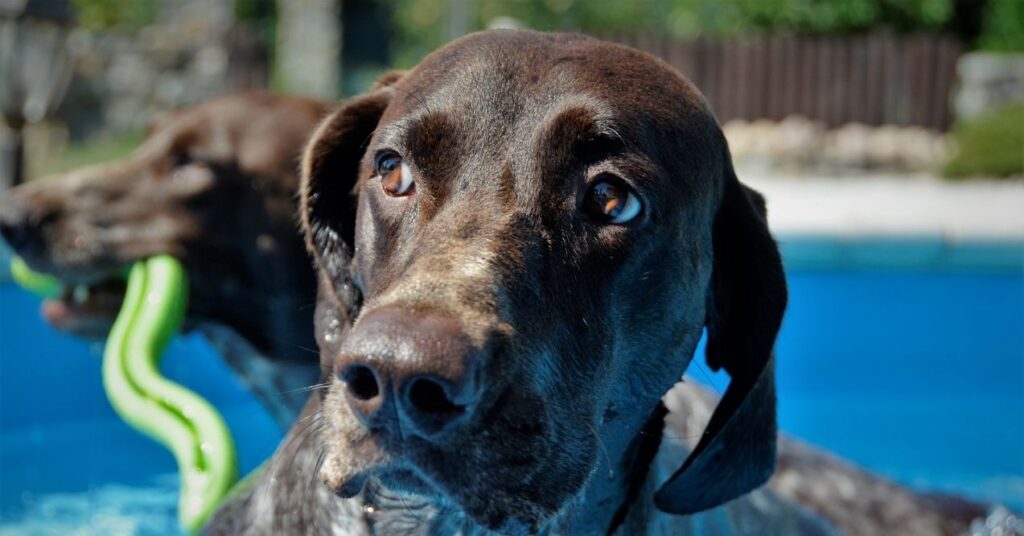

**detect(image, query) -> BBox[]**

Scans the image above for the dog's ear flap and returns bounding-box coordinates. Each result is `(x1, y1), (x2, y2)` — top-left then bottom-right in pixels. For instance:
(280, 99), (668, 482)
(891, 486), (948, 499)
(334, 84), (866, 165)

(655, 143), (787, 515)
(300, 75), (401, 314)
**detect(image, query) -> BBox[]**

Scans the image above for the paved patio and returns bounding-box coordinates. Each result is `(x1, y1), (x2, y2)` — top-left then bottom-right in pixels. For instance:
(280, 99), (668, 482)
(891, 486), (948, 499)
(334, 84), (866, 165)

(744, 174), (1024, 241)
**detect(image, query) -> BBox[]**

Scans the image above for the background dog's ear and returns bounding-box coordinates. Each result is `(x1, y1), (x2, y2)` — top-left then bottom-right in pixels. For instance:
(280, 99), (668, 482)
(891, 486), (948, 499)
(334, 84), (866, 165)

(655, 142), (787, 515)
(300, 74), (401, 317)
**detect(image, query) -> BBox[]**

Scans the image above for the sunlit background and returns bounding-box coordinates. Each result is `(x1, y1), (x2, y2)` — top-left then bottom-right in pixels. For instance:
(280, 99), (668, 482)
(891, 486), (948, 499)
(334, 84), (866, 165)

(0, 0), (1021, 534)
(2, 0), (1022, 181)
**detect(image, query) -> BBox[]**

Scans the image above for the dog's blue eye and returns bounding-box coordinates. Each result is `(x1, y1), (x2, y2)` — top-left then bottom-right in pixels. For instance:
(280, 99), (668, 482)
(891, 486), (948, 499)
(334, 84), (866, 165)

(583, 177), (642, 224)
(376, 153), (414, 197)
(375, 153), (402, 175)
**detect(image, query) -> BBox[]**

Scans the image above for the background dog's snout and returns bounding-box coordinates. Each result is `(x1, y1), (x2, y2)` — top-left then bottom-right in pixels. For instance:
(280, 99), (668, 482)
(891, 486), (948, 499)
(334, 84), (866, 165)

(0, 193), (49, 256)
(336, 308), (483, 438)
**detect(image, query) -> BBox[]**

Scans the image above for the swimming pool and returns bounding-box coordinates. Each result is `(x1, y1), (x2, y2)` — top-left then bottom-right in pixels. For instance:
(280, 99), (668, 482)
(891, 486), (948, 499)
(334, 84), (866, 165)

(1, 241), (1022, 533)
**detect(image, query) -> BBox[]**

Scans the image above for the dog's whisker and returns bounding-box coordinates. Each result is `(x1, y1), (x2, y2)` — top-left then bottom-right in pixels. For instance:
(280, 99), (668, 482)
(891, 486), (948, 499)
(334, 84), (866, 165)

(289, 413), (323, 449)
(658, 432), (714, 441)
(689, 360), (724, 396)
(263, 335), (322, 356)
(283, 382), (331, 396)
(585, 421), (614, 479)
(396, 492), (430, 529)
(311, 447), (328, 491)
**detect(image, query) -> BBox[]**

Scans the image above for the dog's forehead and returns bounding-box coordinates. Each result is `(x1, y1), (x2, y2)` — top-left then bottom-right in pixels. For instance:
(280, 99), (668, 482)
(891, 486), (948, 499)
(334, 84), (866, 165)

(136, 95), (318, 180)
(388, 31), (709, 137)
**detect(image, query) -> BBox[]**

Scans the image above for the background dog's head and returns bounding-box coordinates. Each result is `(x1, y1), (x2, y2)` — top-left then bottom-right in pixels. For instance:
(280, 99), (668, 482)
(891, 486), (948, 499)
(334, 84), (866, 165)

(0, 92), (326, 345)
(302, 30), (786, 532)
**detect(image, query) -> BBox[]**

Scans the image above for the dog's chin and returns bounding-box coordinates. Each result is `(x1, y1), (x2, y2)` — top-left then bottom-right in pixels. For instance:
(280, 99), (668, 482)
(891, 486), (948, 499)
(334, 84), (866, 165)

(321, 432), (570, 534)
(329, 464), (561, 534)
(344, 467), (438, 499)
(320, 385), (575, 533)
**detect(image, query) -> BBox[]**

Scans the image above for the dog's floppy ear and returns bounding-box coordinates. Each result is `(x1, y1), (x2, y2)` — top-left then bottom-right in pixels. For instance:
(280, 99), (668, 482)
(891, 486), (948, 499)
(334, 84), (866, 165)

(654, 141), (787, 514)
(300, 72), (403, 317)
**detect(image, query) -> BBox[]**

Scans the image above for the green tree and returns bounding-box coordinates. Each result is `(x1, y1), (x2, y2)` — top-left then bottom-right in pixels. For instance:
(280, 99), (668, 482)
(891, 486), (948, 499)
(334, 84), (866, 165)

(70, 0), (156, 31)
(387, 0), (969, 66)
(978, 0), (1024, 52)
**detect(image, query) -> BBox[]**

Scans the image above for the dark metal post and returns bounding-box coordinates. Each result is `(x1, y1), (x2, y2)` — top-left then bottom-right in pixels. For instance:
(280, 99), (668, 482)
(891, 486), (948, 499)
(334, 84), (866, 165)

(0, 0), (74, 194)
(11, 122), (23, 188)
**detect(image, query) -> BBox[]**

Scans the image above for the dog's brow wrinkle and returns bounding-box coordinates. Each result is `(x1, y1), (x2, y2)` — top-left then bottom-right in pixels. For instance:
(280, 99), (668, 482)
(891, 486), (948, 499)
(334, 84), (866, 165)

(374, 123), (409, 147)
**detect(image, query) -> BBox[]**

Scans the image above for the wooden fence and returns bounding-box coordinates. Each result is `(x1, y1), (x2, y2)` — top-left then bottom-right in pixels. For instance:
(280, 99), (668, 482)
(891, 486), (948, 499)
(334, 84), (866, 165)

(608, 33), (963, 131)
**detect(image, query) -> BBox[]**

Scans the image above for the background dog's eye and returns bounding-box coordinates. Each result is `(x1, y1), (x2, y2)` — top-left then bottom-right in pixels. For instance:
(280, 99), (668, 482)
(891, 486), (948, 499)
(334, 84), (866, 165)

(376, 153), (414, 196)
(582, 177), (642, 224)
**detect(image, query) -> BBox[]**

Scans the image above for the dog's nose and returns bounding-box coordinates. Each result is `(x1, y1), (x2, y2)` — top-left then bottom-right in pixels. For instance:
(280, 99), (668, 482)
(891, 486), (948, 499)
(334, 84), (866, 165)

(0, 193), (46, 254)
(0, 219), (35, 252)
(336, 307), (483, 438)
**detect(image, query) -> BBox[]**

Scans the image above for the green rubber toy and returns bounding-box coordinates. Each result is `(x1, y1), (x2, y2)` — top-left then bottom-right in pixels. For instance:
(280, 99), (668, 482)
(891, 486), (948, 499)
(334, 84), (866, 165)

(10, 256), (61, 298)
(103, 256), (237, 533)
(10, 255), (238, 533)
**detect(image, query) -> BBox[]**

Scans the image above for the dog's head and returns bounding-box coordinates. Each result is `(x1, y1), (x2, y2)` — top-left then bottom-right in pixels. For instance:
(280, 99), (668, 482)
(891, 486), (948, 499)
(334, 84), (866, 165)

(302, 31), (786, 532)
(0, 92), (326, 341)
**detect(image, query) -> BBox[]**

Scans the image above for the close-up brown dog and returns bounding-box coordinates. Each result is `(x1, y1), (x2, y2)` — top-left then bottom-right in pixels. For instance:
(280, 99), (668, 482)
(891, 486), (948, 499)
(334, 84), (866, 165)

(301, 28), (781, 534)
(0, 92), (327, 429)
(202, 30), (987, 535)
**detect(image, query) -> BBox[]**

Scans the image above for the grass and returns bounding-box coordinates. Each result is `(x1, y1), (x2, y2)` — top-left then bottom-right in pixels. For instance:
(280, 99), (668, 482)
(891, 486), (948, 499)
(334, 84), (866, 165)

(942, 102), (1024, 180)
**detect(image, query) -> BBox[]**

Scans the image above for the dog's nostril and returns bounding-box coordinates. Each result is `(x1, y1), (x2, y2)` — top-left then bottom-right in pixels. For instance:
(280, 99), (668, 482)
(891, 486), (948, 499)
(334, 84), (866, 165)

(342, 365), (380, 401)
(0, 221), (31, 251)
(407, 377), (463, 415)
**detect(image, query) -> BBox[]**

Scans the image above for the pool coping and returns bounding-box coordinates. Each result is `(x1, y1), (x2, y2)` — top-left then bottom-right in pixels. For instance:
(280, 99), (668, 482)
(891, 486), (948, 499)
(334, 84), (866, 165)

(778, 234), (1023, 272)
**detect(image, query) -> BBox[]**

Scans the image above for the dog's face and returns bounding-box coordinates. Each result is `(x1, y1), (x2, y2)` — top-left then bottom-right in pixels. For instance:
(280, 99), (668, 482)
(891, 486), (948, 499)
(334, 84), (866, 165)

(0, 93), (325, 339)
(303, 31), (785, 532)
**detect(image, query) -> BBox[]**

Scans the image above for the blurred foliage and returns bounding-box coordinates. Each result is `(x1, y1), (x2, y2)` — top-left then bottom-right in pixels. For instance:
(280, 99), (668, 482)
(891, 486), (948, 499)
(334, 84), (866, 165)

(942, 103), (1024, 179)
(234, 0), (280, 89)
(70, 0), (157, 31)
(389, 0), (968, 66)
(235, 0), (276, 38)
(977, 0), (1024, 52)
(31, 132), (141, 180)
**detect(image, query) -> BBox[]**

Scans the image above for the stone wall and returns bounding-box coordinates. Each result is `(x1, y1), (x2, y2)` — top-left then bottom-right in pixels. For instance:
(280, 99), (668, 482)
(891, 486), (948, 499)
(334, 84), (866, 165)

(954, 52), (1024, 121)
(724, 117), (951, 176)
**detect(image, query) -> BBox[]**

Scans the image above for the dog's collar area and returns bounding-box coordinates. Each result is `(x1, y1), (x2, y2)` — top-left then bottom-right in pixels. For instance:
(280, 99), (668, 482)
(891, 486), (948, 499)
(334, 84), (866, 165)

(605, 401), (668, 535)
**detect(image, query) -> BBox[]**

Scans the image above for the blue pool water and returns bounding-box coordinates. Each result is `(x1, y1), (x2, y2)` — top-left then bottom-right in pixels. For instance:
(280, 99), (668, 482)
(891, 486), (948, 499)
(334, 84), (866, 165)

(697, 268), (1024, 510)
(1, 262), (1022, 532)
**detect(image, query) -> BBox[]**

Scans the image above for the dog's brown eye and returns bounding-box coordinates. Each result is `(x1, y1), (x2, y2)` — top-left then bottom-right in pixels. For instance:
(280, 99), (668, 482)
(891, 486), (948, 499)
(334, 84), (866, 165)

(376, 153), (414, 196)
(582, 178), (642, 224)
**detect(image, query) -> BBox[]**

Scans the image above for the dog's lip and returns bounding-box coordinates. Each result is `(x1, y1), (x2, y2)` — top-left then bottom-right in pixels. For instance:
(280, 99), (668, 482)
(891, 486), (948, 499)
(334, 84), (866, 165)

(328, 427), (552, 513)
(332, 469), (372, 499)
(40, 277), (127, 337)
(328, 463), (434, 499)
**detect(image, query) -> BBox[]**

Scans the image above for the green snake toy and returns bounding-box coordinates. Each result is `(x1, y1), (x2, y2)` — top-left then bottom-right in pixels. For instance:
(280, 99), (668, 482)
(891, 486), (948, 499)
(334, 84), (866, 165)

(11, 255), (238, 533)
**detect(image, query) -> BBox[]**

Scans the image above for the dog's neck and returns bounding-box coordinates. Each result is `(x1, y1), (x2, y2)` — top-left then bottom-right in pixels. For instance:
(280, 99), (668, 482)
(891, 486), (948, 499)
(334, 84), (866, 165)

(543, 400), (667, 535)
